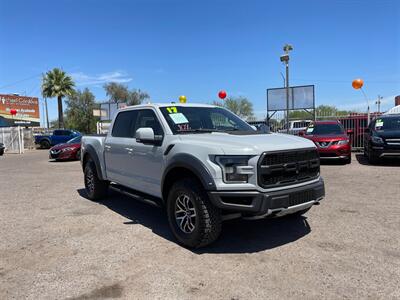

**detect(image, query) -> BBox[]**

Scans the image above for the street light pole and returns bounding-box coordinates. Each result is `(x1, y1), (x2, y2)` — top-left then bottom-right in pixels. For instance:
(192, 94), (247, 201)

(280, 44), (293, 134)
(376, 95), (382, 113)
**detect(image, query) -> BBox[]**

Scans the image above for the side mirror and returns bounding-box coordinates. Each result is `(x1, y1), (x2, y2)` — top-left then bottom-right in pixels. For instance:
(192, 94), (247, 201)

(299, 131), (305, 136)
(136, 128), (161, 145)
(346, 129), (354, 135)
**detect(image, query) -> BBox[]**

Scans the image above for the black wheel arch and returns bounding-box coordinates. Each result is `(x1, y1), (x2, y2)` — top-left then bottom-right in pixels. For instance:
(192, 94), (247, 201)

(161, 154), (216, 203)
(82, 144), (105, 180)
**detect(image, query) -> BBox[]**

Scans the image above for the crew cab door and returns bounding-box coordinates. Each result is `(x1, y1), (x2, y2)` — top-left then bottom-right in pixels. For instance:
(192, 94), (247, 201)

(129, 109), (164, 196)
(104, 110), (138, 186)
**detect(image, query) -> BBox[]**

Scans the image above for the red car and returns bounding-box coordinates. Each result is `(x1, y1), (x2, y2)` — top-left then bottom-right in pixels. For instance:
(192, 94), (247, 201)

(49, 136), (82, 161)
(300, 121), (352, 164)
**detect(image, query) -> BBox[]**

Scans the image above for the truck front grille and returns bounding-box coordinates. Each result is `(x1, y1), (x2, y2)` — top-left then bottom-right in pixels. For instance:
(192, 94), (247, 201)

(258, 148), (320, 189)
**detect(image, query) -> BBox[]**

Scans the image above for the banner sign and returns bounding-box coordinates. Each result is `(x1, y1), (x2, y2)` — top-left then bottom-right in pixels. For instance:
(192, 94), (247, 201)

(0, 94), (40, 127)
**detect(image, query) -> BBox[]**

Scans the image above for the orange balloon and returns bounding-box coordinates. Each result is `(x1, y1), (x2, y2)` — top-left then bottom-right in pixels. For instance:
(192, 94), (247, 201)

(352, 78), (364, 89)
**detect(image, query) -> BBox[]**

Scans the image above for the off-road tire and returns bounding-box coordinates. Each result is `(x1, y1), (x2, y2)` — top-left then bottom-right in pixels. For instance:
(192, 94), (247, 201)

(167, 178), (222, 248)
(84, 159), (108, 201)
(40, 140), (50, 149)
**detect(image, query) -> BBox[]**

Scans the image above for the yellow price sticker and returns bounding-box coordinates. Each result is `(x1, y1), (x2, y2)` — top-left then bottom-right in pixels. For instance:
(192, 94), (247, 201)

(167, 107), (178, 114)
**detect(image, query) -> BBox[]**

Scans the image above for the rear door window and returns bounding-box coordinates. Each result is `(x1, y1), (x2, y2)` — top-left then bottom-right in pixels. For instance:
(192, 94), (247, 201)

(112, 110), (138, 138)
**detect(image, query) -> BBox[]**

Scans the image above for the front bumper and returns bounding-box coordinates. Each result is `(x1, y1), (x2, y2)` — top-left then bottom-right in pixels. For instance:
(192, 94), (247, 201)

(208, 178), (325, 217)
(49, 149), (77, 160)
(371, 148), (400, 157)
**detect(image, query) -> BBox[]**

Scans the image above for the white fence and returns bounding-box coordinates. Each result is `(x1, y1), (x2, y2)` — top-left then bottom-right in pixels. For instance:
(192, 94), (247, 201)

(0, 127), (36, 154)
(0, 127), (25, 154)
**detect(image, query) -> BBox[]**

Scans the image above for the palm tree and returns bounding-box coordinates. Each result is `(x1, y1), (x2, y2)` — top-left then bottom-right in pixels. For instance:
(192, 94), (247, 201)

(42, 68), (75, 128)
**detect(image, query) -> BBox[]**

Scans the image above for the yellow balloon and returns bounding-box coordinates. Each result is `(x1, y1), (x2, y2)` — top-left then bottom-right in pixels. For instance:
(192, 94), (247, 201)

(179, 95), (187, 103)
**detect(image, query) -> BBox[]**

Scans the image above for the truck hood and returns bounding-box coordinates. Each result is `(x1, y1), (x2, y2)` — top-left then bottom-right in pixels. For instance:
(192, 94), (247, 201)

(178, 132), (315, 155)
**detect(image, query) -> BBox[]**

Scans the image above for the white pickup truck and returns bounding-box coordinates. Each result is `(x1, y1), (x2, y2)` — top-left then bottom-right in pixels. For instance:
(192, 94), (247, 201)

(81, 103), (325, 248)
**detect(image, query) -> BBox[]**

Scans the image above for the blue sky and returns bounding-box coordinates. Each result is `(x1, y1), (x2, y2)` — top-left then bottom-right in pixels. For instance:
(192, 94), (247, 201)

(1, 0), (399, 125)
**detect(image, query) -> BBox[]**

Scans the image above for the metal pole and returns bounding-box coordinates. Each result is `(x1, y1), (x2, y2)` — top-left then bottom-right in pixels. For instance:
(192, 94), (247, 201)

(45, 97), (49, 129)
(286, 61), (289, 134)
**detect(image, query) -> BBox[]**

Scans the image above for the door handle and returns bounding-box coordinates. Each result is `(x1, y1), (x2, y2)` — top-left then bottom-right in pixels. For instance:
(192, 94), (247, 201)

(125, 147), (133, 151)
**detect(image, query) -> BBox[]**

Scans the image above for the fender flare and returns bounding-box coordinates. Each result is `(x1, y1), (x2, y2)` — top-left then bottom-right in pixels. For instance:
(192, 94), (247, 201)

(161, 153), (216, 193)
(82, 144), (105, 180)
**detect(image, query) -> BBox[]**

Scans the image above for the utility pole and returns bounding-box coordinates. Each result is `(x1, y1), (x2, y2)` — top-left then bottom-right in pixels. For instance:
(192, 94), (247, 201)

(280, 44), (293, 134)
(45, 97), (49, 129)
(376, 95), (382, 113)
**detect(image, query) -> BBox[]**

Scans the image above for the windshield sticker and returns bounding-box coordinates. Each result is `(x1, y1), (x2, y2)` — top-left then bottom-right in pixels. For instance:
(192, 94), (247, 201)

(375, 119), (383, 128)
(166, 107), (178, 114)
(306, 127), (314, 133)
(169, 112), (189, 124)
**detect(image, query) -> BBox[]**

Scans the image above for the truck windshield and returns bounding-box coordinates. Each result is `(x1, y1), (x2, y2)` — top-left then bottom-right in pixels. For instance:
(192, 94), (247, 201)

(306, 123), (344, 135)
(160, 106), (254, 134)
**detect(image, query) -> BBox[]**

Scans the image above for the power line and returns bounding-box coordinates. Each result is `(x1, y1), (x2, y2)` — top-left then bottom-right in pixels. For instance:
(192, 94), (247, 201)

(0, 73), (42, 90)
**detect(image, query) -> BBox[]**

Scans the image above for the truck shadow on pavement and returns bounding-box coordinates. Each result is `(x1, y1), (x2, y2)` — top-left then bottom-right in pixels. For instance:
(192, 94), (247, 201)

(77, 189), (311, 254)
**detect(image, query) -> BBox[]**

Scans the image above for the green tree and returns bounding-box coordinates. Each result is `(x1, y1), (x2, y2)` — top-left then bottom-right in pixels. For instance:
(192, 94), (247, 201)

(215, 96), (254, 119)
(127, 89), (150, 106)
(42, 68), (75, 129)
(65, 88), (99, 134)
(103, 82), (149, 105)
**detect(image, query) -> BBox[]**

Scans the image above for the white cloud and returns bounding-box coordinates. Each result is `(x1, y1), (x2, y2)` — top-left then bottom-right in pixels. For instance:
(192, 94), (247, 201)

(71, 71), (133, 86)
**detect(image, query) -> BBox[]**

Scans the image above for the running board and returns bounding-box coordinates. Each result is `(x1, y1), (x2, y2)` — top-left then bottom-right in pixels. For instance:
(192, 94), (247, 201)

(109, 184), (163, 208)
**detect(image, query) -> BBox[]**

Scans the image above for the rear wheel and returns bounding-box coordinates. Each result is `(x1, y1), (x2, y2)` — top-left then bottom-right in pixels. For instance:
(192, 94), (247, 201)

(40, 140), (50, 149)
(84, 159), (108, 201)
(167, 178), (222, 248)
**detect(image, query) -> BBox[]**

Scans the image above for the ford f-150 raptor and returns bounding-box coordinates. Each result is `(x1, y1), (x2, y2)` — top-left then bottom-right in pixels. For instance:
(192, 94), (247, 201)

(81, 103), (325, 248)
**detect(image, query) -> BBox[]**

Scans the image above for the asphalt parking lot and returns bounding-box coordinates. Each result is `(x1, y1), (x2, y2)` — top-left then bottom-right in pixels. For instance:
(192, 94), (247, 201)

(1, 150), (399, 299)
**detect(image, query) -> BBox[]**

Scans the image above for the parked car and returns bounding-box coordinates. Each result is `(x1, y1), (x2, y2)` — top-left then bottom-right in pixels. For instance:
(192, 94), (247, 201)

(81, 103), (325, 248)
(35, 129), (81, 149)
(0, 142), (4, 156)
(300, 120), (352, 164)
(364, 114), (400, 164)
(49, 136), (82, 161)
(278, 120), (312, 135)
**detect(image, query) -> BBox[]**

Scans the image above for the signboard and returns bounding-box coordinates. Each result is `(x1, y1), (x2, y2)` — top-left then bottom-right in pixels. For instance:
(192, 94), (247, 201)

(267, 85), (315, 111)
(0, 94), (40, 127)
(99, 102), (127, 121)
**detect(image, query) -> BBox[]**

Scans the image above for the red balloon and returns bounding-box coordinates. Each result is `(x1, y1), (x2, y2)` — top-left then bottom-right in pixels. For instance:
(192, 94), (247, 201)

(218, 90), (227, 99)
(10, 109), (17, 115)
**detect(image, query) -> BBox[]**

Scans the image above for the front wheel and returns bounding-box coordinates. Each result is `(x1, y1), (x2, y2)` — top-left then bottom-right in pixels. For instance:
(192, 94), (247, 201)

(167, 178), (222, 248)
(84, 160), (108, 201)
(367, 149), (379, 165)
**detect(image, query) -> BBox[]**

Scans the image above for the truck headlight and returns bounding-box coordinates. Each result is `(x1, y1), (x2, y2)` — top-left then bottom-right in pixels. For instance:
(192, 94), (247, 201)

(337, 139), (349, 145)
(214, 156), (254, 183)
(372, 136), (384, 144)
